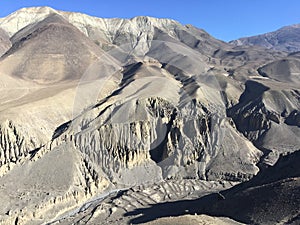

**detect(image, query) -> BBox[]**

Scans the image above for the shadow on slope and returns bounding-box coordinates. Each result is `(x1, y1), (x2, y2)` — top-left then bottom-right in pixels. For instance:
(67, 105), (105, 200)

(125, 150), (300, 225)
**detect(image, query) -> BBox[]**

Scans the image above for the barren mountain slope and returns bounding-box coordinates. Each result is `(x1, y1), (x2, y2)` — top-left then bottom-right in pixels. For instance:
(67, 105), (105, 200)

(0, 7), (299, 225)
(230, 24), (300, 52)
(0, 13), (106, 84)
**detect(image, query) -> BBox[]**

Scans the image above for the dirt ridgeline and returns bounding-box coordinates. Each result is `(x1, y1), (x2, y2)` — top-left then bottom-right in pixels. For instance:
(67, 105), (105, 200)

(141, 215), (244, 225)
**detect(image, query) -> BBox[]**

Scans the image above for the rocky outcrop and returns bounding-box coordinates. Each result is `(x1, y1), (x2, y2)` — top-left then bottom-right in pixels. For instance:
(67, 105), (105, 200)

(0, 28), (11, 56)
(0, 120), (41, 169)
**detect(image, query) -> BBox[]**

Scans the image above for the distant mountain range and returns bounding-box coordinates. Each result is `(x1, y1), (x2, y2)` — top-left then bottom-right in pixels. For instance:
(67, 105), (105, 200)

(230, 24), (300, 52)
(0, 7), (299, 225)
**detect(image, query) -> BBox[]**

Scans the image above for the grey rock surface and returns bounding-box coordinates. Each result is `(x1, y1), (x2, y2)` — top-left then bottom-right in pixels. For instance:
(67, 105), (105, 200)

(0, 28), (11, 57)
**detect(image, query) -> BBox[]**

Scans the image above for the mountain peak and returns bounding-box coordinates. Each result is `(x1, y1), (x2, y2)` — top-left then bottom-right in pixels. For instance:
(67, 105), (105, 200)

(288, 23), (300, 29)
(14, 6), (57, 13)
(0, 6), (58, 37)
(129, 15), (179, 24)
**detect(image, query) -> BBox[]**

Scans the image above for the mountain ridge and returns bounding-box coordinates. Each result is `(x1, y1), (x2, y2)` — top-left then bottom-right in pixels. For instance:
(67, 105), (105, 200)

(230, 23), (300, 52)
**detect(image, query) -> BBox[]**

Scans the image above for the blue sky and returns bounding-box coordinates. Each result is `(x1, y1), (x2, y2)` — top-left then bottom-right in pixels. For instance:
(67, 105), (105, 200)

(0, 0), (299, 41)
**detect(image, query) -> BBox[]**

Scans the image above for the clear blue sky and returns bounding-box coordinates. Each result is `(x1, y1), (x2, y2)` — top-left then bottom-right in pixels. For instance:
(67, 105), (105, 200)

(0, 0), (299, 41)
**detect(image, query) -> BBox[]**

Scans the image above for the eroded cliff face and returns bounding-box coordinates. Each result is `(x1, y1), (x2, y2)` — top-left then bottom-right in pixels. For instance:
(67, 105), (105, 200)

(0, 28), (11, 56)
(228, 80), (300, 165)
(0, 142), (110, 225)
(51, 87), (261, 185)
(0, 120), (34, 168)
(0, 94), (260, 224)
